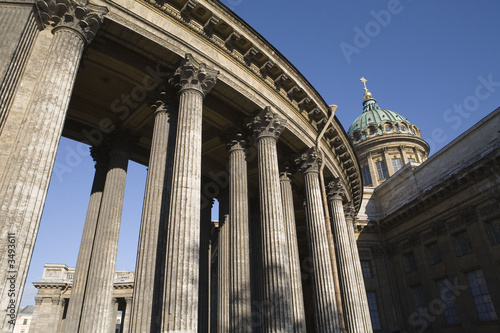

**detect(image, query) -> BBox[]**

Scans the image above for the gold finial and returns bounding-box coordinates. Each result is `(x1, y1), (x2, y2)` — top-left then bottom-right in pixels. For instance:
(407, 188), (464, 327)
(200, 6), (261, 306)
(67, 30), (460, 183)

(360, 77), (372, 99)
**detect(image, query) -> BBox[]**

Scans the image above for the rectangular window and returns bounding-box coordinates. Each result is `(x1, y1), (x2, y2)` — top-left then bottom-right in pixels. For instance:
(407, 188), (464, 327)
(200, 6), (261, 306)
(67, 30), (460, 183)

(453, 231), (473, 257)
(361, 260), (373, 279)
(466, 269), (498, 321)
(486, 220), (500, 245)
(23, 319), (28, 325)
(404, 252), (417, 273)
(366, 291), (382, 330)
(392, 158), (402, 172)
(362, 166), (372, 186)
(426, 242), (442, 265)
(436, 278), (460, 325)
(408, 157), (416, 163)
(376, 161), (388, 180)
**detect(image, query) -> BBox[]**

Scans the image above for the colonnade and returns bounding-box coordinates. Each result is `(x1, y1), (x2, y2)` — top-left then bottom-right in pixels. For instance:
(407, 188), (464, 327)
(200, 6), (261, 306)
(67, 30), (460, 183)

(0, 1), (372, 332)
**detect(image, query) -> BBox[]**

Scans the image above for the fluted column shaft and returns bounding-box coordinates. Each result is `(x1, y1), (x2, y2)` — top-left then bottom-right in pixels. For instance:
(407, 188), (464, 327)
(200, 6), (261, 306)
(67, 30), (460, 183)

(122, 297), (132, 333)
(162, 54), (217, 332)
(279, 173), (306, 333)
(250, 107), (293, 332)
(79, 143), (129, 333)
(217, 196), (229, 333)
(199, 197), (213, 333)
(109, 298), (119, 333)
(299, 150), (340, 333)
(344, 204), (373, 331)
(63, 147), (109, 333)
(329, 196), (365, 332)
(0, 5), (105, 327)
(228, 140), (252, 331)
(0, 2), (41, 132)
(130, 100), (176, 333)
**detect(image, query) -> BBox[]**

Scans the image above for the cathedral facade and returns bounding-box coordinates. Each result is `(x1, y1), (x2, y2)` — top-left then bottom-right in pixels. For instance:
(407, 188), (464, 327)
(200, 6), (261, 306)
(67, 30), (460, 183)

(1, 0), (499, 332)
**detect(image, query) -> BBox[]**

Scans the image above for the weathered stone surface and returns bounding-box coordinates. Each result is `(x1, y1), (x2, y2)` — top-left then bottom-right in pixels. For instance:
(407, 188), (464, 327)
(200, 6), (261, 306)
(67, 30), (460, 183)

(327, 179), (372, 333)
(161, 54), (217, 332)
(63, 146), (109, 333)
(249, 106), (294, 332)
(279, 171), (306, 333)
(0, 3), (106, 329)
(129, 90), (177, 333)
(227, 135), (252, 332)
(299, 148), (340, 333)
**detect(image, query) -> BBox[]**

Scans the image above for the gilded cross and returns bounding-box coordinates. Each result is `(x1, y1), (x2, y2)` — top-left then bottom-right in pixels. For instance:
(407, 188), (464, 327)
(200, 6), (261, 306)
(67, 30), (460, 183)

(360, 77), (368, 92)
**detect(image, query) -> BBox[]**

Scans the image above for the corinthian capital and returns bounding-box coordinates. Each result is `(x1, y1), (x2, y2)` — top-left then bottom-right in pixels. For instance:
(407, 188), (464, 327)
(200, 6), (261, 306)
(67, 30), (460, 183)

(327, 178), (347, 201)
(297, 147), (321, 174)
(248, 106), (286, 141)
(37, 0), (108, 45)
(169, 54), (218, 96)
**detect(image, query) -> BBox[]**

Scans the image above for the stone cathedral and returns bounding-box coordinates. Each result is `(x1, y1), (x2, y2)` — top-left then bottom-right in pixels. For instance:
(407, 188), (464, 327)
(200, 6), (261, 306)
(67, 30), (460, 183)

(1, 0), (499, 333)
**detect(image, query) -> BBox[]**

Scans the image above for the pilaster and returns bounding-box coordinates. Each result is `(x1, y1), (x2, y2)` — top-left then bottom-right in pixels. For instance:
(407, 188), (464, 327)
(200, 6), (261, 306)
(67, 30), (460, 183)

(248, 106), (293, 332)
(122, 297), (133, 333)
(161, 54), (217, 332)
(0, 2), (107, 330)
(298, 148), (340, 333)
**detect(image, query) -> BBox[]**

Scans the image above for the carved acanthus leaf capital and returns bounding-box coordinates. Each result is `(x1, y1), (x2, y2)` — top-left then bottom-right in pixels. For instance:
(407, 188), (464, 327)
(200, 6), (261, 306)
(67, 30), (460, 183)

(149, 87), (177, 116)
(169, 54), (218, 96)
(222, 128), (249, 153)
(248, 106), (286, 141)
(37, 0), (108, 45)
(327, 178), (347, 201)
(297, 147), (321, 174)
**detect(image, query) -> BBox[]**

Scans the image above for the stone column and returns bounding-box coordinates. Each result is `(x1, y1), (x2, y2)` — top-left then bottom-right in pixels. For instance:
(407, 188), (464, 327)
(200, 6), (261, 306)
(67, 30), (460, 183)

(122, 297), (132, 333)
(27, 297), (43, 333)
(226, 134), (252, 331)
(0, 0), (42, 132)
(63, 146), (109, 333)
(199, 196), (213, 333)
(0, 2), (106, 331)
(217, 195), (229, 333)
(248, 106), (293, 332)
(79, 139), (130, 333)
(327, 180), (372, 333)
(344, 202), (373, 331)
(298, 148), (340, 333)
(161, 54), (217, 332)
(55, 298), (67, 333)
(279, 171), (306, 333)
(129, 90), (177, 333)
(29, 297), (64, 333)
(109, 298), (119, 333)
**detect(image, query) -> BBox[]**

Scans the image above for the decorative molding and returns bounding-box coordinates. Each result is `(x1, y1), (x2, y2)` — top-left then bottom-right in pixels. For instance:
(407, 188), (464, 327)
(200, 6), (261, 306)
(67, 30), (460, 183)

(169, 53), (218, 96)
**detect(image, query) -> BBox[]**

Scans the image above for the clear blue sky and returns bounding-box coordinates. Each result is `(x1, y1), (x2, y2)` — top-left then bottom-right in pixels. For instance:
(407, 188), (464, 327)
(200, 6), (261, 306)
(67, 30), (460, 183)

(21, 0), (500, 305)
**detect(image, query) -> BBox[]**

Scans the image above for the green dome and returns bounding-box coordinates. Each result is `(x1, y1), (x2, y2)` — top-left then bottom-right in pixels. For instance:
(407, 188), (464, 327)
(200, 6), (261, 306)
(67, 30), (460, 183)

(348, 97), (421, 142)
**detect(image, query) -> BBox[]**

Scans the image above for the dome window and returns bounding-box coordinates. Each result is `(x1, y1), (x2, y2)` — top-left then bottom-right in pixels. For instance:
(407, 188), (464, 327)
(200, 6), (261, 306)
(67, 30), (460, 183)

(385, 124), (392, 132)
(400, 125), (407, 132)
(369, 127), (376, 135)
